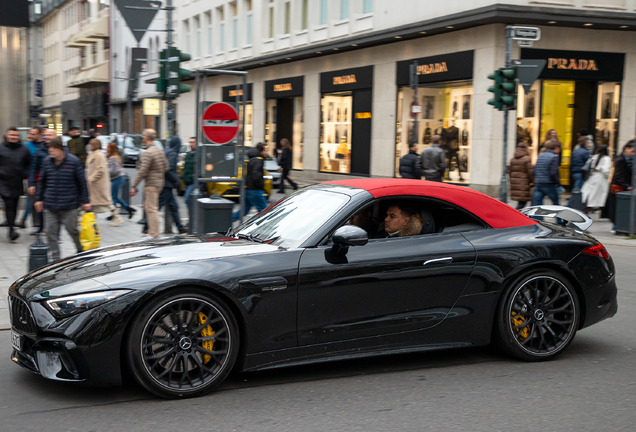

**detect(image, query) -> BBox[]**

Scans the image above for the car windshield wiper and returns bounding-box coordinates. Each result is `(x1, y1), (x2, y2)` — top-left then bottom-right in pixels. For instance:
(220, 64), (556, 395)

(236, 233), (266, 243)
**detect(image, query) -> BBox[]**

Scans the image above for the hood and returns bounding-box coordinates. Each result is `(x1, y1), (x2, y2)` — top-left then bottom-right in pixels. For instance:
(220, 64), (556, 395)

(13, 235), (281, 300)
(169, 135), (182, 151)
(247, 147), (260, 159)
(514, 146), (528, 159)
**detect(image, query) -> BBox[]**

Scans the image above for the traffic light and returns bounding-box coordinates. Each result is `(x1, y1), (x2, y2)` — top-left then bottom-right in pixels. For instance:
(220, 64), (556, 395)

(156, 48), (168, 95)
(487, 67), (518, 110)
(156, 48), (192, 98)
(499, 67), (517, 109)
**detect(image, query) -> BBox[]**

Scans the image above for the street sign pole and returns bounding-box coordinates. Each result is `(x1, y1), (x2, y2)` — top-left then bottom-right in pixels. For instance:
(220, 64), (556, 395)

(500, 26), (513, 204)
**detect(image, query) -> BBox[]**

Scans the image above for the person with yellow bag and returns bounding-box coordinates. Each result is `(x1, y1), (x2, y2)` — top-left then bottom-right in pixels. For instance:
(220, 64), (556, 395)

(35, 137), (91, 261)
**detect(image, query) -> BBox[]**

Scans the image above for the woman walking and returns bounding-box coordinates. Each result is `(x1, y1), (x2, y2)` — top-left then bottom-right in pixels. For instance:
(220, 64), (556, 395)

(277, 138), (298, 193)
(107, 142), (136, 218)
(581, 145), (611, 213)
(86, 139), (123, 226)
(508, 142), (534, 209)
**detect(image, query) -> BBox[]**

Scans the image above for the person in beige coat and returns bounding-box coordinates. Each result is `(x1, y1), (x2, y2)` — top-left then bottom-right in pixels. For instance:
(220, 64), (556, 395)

(130, 129), (169, 239)
(86, 139), (124, 227)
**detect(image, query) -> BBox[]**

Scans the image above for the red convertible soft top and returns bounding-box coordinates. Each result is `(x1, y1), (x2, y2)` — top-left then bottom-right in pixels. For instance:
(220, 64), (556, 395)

(324, 178), (537, 229)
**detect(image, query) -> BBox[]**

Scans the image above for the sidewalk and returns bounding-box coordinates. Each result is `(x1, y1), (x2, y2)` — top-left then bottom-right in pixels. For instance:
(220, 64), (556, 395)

(1, 182), (632, 330)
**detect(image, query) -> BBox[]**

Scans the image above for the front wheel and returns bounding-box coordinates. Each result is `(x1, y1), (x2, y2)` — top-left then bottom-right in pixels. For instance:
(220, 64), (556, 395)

(495, 270), (580, 361)
(126, 289), (239, 398)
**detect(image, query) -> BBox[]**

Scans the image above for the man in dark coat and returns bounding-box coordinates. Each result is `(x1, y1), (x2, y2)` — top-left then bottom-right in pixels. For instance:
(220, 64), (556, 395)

(607, 141), (635, 232)
(570, 136), (590, 191)
(67, 126), (86, 166)
(532, 141), (561, 205)
(277, 138), (298, 193)
(35, 137), (90, 260)
(0, 127), (32, 241)
(233, 142), (269, 222)
(399, 142), (422, 179)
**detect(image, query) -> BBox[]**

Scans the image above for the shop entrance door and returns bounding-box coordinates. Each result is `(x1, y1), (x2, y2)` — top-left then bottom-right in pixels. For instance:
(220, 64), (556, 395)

(277, 98), (294, 152)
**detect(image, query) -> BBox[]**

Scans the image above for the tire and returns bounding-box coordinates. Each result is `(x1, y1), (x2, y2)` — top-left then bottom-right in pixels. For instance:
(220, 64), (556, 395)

(126, 288), (239, 398)
(494, 269), (580, 361)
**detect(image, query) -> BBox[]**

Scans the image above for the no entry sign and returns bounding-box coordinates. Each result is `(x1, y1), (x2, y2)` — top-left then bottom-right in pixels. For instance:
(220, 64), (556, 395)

(201, 102), (239, 144)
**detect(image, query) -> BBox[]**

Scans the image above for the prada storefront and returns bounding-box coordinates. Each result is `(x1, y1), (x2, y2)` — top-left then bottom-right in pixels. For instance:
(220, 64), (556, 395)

(517, 49), (625, 187)
(320, 66), (373, 175)
(265, 76), (304, 170)
(396, 50), (474, 184)
(223, 83), (253, 147)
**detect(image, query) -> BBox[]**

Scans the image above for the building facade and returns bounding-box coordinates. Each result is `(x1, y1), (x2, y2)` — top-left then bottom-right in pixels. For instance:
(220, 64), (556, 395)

(165, 0), (636, 195)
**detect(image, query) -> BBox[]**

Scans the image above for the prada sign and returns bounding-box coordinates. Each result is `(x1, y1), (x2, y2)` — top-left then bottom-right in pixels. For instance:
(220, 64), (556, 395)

(321, 66), (373, 93)
(222, 83), (253, 102)
(396, 51), (474, 86)
(265, 76), (304, 99)
(521, 49), (624, 81)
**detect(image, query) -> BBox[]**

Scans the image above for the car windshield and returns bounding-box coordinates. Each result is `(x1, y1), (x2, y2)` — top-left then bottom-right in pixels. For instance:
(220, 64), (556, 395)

(235, 189), (350, 248)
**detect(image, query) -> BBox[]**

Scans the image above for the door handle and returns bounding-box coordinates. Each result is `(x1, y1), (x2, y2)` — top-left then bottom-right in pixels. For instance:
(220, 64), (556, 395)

(423, 257), (453, 266)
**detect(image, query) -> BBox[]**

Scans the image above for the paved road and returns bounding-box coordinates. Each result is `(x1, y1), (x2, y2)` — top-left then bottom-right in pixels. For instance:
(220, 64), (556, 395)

(1, 244), (635, 432)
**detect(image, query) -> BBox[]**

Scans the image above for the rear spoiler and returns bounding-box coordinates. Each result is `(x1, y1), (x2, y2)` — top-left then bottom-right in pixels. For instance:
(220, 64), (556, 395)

(519, 205), (593, 231)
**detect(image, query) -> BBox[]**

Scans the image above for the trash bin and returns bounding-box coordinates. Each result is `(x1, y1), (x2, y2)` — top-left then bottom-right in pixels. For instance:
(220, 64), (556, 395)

(196, 197), (234, 235)
(615, 191), (636, 234)
(569, 189), (583, 211)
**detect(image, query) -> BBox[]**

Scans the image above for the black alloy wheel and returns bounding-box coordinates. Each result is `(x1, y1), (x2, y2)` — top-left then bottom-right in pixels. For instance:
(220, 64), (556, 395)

(127, 289), (239, 398)
(495, 270), (580, 361)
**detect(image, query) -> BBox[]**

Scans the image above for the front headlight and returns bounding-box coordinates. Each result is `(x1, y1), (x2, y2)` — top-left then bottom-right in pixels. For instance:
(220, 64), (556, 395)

(44, 290), (131, 318)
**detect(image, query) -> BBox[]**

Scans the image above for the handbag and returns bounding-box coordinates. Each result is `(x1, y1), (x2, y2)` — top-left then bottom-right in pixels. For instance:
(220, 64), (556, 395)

(581, 157), (593, 181)
(80, 211), (101, 251)
(610, 184), (625, 194)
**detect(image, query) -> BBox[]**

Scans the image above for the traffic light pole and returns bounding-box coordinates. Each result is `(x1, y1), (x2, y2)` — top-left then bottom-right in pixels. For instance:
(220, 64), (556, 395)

(165, 0), (174, 138)
(500, 26), (513, 203)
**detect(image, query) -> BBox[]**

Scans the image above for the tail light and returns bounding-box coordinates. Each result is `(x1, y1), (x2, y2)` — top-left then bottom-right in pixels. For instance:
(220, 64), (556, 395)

(582, 244), (609, 259)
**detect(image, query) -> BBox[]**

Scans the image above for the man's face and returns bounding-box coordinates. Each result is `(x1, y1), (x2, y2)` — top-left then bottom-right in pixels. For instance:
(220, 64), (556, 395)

(189, 139), (196, 151)
(48, 146), (64, 160)
(553, 146), (561, 154)
(70, 129), (79, 137)
(44, 130), (56, 143)
(625, 147), (635, 158)
(5, 130), (20, 143)
(384, 206), (410, 234)
(27, 129), (39, 142)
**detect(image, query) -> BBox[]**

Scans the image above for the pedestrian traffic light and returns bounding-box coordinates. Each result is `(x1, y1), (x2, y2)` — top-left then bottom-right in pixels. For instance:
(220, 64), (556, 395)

(488, 67), (518, 110)
(499, 67), (517, 109)
(487, 69), (503, 110)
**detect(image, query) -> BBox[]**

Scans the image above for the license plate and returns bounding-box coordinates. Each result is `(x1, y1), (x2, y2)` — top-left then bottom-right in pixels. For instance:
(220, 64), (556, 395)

(11, 330), (23, 352)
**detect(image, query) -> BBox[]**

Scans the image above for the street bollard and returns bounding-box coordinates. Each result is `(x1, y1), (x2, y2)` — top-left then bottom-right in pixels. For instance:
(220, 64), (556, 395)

(569, 189), (583, 211)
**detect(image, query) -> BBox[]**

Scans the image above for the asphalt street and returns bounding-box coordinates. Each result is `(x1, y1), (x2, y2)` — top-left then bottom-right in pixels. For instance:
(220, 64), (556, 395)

(1, 244), (634, 432)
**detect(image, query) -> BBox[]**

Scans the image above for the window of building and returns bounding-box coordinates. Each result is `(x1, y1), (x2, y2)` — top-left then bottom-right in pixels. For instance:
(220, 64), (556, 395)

(340, 0), (349, 20)
(195, 15), (201, 57)
(183, 19), (190, 53)
(268, 0), (275, 38)
(301, 0), (308, 30)
(217, 6), (225, 51)
(319, 0), (328, 25)
(231, 2), (238, 48)
(284, 1), (291, 34)
(206, 12), (212, 55)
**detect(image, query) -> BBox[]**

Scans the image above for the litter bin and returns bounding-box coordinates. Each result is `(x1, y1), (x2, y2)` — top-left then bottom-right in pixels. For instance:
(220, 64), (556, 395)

(614, 191), (636, 234)
(196, 197), (234, 235)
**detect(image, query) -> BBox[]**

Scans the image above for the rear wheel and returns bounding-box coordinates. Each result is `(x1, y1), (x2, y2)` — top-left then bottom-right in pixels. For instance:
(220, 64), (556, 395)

(495, 270), (580, 361)
(126, 289), (239, 398)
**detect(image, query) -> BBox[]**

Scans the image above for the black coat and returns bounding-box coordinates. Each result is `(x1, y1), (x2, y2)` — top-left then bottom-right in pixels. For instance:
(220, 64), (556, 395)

(611, 154), (633, 189)
(399, 150), (422, 179)
(29, 142), (48, 186)
(0, 141), (31, 198)
(278, 147), (293, 170)
(35, 153), (89, 211)
(246, 147), (265, 190)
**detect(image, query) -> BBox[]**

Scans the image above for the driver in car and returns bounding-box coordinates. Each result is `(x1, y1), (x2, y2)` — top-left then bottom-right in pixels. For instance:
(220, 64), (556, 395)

(378, 204), (423, 238)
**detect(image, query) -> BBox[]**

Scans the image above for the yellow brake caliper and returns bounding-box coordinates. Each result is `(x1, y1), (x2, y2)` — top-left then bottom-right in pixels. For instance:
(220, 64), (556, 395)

(511, 311), (530, 341)
(198, 312), (216, 364)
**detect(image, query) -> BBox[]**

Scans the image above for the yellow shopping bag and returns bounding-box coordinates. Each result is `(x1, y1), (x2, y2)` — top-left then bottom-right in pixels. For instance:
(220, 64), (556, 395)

(80, 211), (101, 251)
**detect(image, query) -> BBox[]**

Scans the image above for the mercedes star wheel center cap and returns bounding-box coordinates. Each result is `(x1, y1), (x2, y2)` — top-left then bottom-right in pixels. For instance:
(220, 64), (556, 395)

(534, 309), (545, 321)
(179, 336), (193, 350)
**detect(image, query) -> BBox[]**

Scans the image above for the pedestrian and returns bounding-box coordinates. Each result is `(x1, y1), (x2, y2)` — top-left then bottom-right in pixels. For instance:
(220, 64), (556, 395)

(13, 127), (43, 229)
(0, 127), (32, 241)
(181, 137), (197, 226)
(86, 139), (124, 227)
(581, 145), (611, 214)
(580, 128), (596, 155)
(606, 141), (635, 233)
(233, 142), (269, 222)
(130, 129), (169, 239)
(28, 128), (55, 234)
(67, 126), (87, 166)
(399, 142), (422, 179)
(34, 137), (90, 261)
(277, 138), (298, 193)
(107, 141), (136, 218)
(508, 142), (534, 210)
(532, 141), (562, 205)
(421, 135), (446, 182)
(570, 136), (590, 192)
(149, 135), (186, 234)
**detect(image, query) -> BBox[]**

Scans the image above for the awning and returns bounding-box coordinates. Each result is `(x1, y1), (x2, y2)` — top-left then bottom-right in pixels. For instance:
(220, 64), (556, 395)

(68, 63), (109, 88)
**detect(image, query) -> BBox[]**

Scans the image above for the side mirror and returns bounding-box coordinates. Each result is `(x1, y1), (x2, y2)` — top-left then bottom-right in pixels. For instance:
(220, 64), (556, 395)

(331, 225), (368, 255)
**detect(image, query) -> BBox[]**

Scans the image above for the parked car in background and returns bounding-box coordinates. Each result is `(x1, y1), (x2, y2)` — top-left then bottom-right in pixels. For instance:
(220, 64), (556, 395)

(263, 157), (282, 189)
(111, 134), (142, 167)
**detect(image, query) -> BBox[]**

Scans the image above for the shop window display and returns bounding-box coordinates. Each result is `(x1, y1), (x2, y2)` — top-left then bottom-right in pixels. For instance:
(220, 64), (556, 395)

(396, 81), (472, 184)
(516, 81), (540, 161)
(320, 92), (353, 173)
(596, 82), (620, 157)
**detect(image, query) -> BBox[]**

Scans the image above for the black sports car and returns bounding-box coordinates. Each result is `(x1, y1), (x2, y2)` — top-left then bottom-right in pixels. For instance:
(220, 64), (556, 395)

(9, 179), (617, 398)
